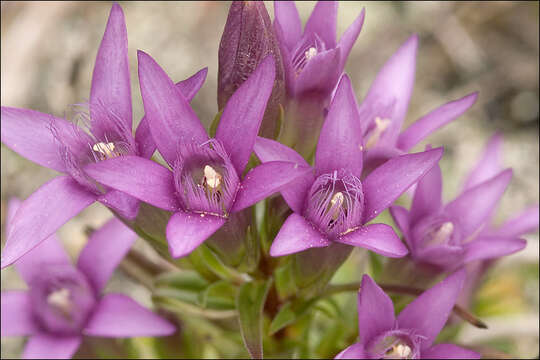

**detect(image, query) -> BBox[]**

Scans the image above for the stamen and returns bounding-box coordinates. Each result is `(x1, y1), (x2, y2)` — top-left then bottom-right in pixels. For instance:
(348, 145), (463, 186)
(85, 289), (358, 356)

(431, 221), (454, 245)
(365, 117), (392, 150)
(92, 142), (117, 159)
(385, 343), (412, 359)
(305, 47), (318, 60)
(203, 165), (223, 190)
(47, 288), (72, 319)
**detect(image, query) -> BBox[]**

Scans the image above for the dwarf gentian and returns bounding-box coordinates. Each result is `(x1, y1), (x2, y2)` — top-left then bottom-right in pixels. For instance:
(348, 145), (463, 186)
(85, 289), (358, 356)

(0, 3), (207, 268)
(335, 271), (480, 359)
(389, 134), (528, 271)
(254, 75), (443, 258)
(83, 54), (311, 259)
(354, 34), (478, 171)
(274, 1), (366, 157)
(1, 199), (175, 359)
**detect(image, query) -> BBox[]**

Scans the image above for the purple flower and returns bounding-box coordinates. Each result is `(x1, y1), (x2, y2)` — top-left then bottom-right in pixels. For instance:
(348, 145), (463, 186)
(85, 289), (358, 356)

(335, 271), (480, 359)
(82, 53), (311, 259)
(0, 3), (207, 268)
(355, 34), (479, 170)
(1, 199), (175, 359)
(274, 1), (365, 98)
(254, 75), (443, 258)
(390, 134), (530, 271)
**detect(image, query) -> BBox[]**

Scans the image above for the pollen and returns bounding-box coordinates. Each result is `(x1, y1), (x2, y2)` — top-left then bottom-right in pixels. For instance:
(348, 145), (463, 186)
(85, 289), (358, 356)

(385, 343), (412, 359)
(47, 288), (72, 318)
(365, 117), (392, 150)
(330, 192), (344, 208)
(92, 142), (117, 159)
(305, 47), (318, 60)
(203, 165), (223, 190)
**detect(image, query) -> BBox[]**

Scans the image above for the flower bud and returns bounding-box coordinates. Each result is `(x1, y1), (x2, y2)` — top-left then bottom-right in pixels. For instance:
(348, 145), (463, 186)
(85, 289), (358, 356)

(218, 1), (285, 139)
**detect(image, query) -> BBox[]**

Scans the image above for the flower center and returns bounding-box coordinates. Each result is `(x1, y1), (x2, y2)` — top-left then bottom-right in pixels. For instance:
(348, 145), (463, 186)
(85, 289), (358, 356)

(385, 343), (412, 359)
(427, 221), (454, 246)
(291, 33), (326, 75)
(304, 171), (364, 238)
(46, 288), (73, 319)
(365, 117), (391, 150)
(304, 47), (318, 60)
(174, 139), (240, 217)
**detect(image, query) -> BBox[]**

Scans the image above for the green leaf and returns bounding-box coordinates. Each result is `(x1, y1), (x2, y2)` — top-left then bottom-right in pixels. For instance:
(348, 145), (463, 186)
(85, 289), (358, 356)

(209, 109), (224, 138)
(189, 244), (248, 285)
(198, 280), (237, 310)
(237, 279), (273, 359)
(274, 262), (297, 300)
(269, 302), (295, 335)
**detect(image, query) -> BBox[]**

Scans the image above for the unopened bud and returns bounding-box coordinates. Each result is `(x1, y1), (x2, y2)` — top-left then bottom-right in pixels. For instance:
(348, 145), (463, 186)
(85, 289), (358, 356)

(218, 1), (285, 138)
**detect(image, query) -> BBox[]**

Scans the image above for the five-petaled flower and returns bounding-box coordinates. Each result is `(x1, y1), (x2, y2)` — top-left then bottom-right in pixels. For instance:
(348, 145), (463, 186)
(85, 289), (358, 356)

(83, 53), (311, 259)
(335, 271), (480, 359)
(254, 75), (443, 258)
(389, 134), (531, 271)
(0, 199), (175, 359)
(0, 3), (207, 268)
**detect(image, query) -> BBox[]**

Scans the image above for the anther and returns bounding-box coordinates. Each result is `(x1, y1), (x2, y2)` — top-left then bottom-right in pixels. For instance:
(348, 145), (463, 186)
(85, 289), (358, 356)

(365, 117), (392, 150)
(203, 165), (223, 190)
(92, 142), (117, 159)
(47, 288), (72, 318)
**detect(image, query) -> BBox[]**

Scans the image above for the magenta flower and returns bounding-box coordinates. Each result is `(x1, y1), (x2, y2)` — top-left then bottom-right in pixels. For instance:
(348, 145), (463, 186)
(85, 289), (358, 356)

(356, 34), (479, 169)
(254, 75), (443, 258)
(335, 271), (480, 359)
(1, 199), (175, 359)
(0, 3), (207, 268)
(389, 134), (529, 270)
(274, 1), (365, 97)
(82, 53), (311, 259)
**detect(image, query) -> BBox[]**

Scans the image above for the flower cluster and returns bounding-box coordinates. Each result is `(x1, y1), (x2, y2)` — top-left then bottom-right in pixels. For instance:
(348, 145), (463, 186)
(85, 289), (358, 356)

(1, 1), (537, 359)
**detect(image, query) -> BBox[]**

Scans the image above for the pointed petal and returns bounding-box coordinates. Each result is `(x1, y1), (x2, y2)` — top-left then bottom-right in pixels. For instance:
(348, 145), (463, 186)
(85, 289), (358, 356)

(216, 56), (276, 174)
(463, 236), (526, 263)
(231, 161), (313, 212)
(77, 218), (137, 293)
(83, 293), (175, 337)
(304, 1), (338, 48)
(337, 8), (365, 72)
(362, 147), (443, 223)
(269, 213), (330, 256)
(166, 211), (226, 258)
(409, 162), (442, 225)
(137, 50), (208, 166)
(1, 291), (38, 336)
(361, 146), (404, 175)
(295, 47), (341, 96)
(98, 190), (140, 220)
(90, 3), (132, 137)
(415, 245), (466, 269)
(134, 67), (208, 159)
(445, 169), (512, 238)
(463, 132), (503, 191)
(422, 344), (481, 359)
(315, 75), (363, 177)
(336, 223), (408, 258)
(495, 205), (539, 238)
(1, 176), (96, 268)
(15, 235), (73, 286)
(359, 34), (417, 146)
(335, 343), (366, 359)
(254, 137), (314, 213)
(1, 107), (83, 173)
(389, 205), (412, 247)
(23, 333), (82, 359)
(357, 275), (396, 345)
(84, 156), (180, 211)
(397, 270), (466, 349)
(274, 0), (302, 50)
(397, 92), (478, 152)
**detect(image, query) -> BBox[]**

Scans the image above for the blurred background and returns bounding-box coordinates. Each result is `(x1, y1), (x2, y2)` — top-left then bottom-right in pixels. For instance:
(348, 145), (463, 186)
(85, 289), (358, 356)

(1, 1), (538, 358)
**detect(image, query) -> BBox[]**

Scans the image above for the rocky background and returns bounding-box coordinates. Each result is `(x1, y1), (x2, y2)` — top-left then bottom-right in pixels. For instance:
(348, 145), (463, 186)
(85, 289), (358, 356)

(1, 1), (538, 358)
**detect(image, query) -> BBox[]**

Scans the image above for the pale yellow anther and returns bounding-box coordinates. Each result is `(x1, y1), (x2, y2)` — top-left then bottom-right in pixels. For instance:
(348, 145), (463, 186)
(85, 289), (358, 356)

(431, 221), (454, 245)
(330, 192), (344, 208)
(47, 288), (72, 318)
(305, 47), (318, 60)
(365, 117), (392, 150)
(386, 343), (412, 359)
(204, 165), (222, 189)
(92, 142), (116, 159)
